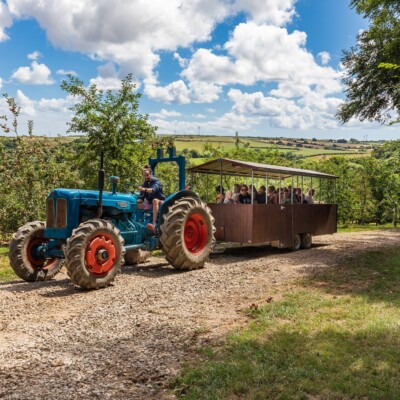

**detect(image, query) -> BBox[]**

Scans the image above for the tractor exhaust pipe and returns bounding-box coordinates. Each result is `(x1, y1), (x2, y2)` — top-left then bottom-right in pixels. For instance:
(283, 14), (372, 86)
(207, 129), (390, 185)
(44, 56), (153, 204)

(97, 152), (105, 218)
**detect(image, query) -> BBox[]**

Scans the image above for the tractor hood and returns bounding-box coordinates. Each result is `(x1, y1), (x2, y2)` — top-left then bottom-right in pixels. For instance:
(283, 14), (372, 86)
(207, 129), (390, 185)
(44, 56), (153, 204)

(49, 188), (138, 212)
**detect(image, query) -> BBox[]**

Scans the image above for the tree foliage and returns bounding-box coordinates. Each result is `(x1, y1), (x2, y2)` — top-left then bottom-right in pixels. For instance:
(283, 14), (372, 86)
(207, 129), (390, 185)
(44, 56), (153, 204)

(0, 95), (81, 238)
(337, 0), (400, 124)
(61, 74), (158, 186)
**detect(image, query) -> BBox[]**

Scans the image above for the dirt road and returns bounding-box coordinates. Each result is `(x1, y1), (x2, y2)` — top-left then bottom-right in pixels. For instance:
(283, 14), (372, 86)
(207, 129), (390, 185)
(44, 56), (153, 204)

(1, 230), (400, 399)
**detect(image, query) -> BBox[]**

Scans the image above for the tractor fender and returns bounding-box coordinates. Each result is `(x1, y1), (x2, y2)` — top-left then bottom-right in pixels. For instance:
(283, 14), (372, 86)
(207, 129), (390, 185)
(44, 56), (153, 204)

(158, 190), (200, 228)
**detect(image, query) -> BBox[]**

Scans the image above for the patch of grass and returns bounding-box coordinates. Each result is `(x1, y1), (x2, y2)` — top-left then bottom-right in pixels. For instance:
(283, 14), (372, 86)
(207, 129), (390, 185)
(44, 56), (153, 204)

(0, 245), (16, 282)
(175, 248), (400, 399)
(338, 223), (396, 232)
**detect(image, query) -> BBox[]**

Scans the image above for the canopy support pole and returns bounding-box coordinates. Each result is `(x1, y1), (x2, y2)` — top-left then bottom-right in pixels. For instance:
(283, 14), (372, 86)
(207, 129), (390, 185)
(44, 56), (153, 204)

(291, 176), (294, 204)
(266, 173), (268, 204)
(219, 160), (223, 202)
(279, 174), (281, 204)
(319, 178), (321, 204)
(251, 170), (254, 204)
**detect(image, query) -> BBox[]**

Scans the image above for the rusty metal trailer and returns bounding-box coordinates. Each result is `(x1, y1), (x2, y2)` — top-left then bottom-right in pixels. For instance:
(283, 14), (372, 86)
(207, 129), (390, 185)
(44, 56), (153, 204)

(188, 158), (338, 249)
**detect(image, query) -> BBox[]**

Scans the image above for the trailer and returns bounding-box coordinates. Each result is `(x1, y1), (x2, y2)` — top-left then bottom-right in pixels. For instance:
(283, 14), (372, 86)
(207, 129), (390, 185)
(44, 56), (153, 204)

(188, 158), (337, 250)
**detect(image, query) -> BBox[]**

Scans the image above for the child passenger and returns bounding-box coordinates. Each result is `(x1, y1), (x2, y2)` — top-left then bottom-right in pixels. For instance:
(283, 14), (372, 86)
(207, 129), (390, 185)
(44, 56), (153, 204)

(223, 190), (234, 204)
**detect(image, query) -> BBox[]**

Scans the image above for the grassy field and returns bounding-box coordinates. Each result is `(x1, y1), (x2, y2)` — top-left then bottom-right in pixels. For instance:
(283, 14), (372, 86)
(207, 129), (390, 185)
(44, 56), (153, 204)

(172, 135), (374, 159)
(175, 247), (400, 399)
(0, 246), (15, 281)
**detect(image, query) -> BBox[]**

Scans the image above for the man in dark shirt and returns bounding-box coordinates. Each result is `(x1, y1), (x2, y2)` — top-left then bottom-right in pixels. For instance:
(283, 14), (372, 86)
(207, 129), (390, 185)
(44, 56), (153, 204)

(257, 185), (267, 204)
(137, 165), (165, 231)
(238, 184), (252, 204)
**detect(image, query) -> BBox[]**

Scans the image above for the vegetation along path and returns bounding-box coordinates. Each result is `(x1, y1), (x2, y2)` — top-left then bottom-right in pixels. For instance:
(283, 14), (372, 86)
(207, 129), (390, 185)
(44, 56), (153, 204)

(1, 230), (400, 399)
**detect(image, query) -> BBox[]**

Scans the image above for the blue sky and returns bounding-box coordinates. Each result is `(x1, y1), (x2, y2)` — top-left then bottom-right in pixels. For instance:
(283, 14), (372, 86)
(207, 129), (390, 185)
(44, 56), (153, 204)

(0, 0), (398, 140)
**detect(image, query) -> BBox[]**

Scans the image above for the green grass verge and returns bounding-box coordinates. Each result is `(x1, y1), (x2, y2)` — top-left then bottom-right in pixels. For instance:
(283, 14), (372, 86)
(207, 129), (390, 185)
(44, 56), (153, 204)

(175, 248), (400, 399)
(338, 223), (396, 233)
(0, 245), (17, 281)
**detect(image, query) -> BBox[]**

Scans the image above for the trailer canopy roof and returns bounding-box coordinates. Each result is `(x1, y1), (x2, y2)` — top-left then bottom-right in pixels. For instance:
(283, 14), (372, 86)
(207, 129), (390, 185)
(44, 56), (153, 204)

(188, 158), (337, 180)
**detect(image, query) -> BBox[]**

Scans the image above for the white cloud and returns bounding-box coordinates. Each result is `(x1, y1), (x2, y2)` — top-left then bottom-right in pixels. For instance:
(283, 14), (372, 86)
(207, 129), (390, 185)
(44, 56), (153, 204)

(145, 79), (221, 104)
(56, 69), (78, 76)
(318, 51), (331, 65)
(173, 52), (188, 68)
(234, 0), (296, 26)
(88, 62), (140, 90)
(192, 113), (206, 119)
(15, 89), (36, 116)
(11, 61), (54, 85)
(7, 0), (233, 80)
(145, 80), (190, 104)
(150, 108), (182, 119)
(228, 88), (341, 130)
(0, 1), (12, 41)
(89, 76), (123, 90)
(0, 76), (3, 89)
(206, 108), (216, 113)
(182, 23), (340, 99)
(27, 50), (42, 60)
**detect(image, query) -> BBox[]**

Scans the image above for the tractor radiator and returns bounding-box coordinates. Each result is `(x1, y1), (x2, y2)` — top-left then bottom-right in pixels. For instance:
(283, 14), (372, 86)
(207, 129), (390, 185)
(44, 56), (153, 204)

(46, 198), (67, 228)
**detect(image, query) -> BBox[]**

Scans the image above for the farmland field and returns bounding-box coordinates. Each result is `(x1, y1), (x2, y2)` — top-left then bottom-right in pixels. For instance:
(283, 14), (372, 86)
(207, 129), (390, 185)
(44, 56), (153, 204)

(169, 134), (377, 159)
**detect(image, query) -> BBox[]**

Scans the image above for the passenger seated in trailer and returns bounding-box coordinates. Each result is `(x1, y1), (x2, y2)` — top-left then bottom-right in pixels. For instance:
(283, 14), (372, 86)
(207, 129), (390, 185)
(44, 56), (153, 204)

(238, 184), (252, 204)
(257, 185), (267, 204)
(216, 185), (225, 204)
(282, 188), (291, 204)
(305, 188), (315, 204)
(267, 185), (277, 204)
(233, 183), (241, 196)
(232, 192), (240, 204)
(224, 190), (235, 204)
(295, 188), (304, 203)
(137, 165), (166, 231)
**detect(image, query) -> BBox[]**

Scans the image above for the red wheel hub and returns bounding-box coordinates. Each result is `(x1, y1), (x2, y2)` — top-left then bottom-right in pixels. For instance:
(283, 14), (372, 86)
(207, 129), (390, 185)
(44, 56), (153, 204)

(184, 213), (208, 254)
(85, 233), (117, 275)
(27, 238), (57, 270)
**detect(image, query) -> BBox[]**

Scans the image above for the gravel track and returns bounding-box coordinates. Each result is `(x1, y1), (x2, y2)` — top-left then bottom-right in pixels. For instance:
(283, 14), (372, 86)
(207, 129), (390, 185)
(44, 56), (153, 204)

(1, 230), (400, 399)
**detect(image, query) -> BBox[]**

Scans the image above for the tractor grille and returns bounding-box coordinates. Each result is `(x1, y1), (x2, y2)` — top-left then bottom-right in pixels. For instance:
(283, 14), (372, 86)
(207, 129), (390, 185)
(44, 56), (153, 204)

(46, 198), (67, 228)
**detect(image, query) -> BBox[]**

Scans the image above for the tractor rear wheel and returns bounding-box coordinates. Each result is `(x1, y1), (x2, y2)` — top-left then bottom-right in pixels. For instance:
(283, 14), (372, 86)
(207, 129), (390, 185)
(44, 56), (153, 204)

(9, 221), (63, 282)
(65, 219), (125, 289)
(160, 196), (215, 270)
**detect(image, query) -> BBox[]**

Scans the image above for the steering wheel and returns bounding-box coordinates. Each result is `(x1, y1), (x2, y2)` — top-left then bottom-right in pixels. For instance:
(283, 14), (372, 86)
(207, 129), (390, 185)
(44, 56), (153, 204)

(121, 181), (141, 193)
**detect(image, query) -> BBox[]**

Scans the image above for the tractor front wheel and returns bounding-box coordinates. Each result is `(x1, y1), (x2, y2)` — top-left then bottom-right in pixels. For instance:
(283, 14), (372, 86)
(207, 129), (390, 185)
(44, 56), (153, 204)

(65, 219), (125, 289)
(160, 197), (215, 270)
(9, 221), (64, 282)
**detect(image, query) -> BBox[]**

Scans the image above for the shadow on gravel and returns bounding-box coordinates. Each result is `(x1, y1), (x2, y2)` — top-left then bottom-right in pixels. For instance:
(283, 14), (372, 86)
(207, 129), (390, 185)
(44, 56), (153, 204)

(210, 243), (330, 265)
(0, 277), (72, 294)
(122, 261), (179, 279)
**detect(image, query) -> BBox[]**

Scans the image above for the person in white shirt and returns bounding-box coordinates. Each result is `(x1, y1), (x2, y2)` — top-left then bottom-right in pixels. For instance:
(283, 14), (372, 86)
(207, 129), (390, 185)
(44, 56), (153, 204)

(305, 188), (315, 204)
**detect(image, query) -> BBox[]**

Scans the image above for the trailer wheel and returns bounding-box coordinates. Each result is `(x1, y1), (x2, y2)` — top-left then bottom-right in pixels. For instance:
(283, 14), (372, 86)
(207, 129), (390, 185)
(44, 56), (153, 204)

(300, 233), (312, 249)
(124, 249), (150, 265)
(9, 221), (63, 282)
(290, 234), (302, 251)
(160, 196), (215, 270)
(65, 219), (125, 289)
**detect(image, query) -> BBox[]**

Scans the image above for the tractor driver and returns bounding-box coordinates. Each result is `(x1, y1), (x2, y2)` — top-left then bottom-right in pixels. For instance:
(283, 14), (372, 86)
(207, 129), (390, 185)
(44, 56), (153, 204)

(137, 165), (166, 231)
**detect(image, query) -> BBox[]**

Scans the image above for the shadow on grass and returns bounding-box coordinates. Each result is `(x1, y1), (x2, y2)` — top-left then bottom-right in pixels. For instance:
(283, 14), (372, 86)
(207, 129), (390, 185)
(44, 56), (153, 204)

(177, 326), (400, 400)
(304, 247), (400, 307)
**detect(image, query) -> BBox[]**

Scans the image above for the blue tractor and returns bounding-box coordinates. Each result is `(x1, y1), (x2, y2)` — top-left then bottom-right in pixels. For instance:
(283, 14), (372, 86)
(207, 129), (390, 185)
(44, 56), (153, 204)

(9, 148), (216, 289)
